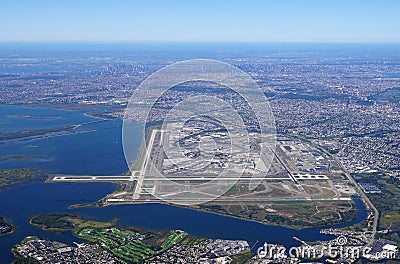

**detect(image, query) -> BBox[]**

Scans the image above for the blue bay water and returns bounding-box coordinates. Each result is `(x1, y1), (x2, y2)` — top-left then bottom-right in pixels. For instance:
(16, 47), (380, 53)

(0, 105), (140, 175)
(0, 105), (94, 133)
(0, 105), (367, 263)
(0, 181), (367, 263)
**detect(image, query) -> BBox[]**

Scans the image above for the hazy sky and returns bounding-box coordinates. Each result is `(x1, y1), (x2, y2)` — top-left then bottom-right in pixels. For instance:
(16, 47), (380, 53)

(1, 0), (399, 42)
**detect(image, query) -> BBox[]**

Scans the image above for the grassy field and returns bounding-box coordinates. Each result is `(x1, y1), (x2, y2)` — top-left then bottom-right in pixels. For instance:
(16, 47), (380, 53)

(0, 168), (46, 191)
(356, 174), (400, 230)
(230, 251), (255, 264)
(30, 213), (117, 233)
(199, 199), (357, 230)
(69, 216), (118, 232)
(0, 215), (17, 236)
(78, 227), (187, 262)
(30, 213), (188, 263)
(352, 173), (400, 247)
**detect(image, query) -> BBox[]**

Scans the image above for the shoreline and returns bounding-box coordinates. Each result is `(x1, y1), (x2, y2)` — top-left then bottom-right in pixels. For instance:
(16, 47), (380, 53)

(0, 216), (17, 237)
(68, 194), (363, 232)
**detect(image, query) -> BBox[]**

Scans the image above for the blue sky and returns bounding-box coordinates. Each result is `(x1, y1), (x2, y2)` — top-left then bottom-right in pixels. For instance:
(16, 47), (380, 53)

(1, 0), (399, 42)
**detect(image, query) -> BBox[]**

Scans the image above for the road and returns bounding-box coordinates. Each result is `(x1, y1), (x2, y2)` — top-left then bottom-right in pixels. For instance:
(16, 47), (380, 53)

(333, 155), (379, 246)
(292, 134), (379, 246)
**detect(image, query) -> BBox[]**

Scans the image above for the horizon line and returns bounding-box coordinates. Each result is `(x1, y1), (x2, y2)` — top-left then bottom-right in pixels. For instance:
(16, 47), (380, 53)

(1, 40), (400, 45)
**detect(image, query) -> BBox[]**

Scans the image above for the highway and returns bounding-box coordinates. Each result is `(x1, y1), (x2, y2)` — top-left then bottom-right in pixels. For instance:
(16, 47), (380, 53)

(333, 155), (379, 246)
(291, 133), (379, 246)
